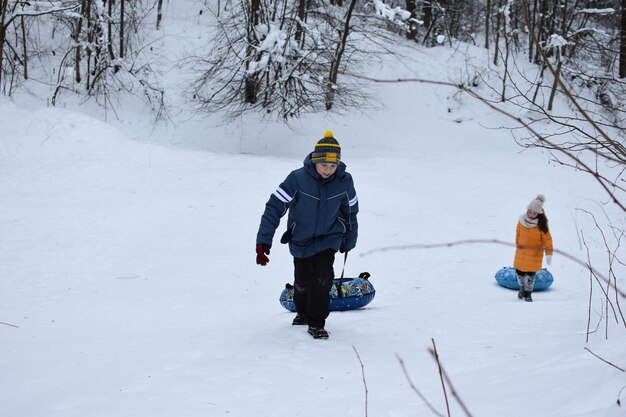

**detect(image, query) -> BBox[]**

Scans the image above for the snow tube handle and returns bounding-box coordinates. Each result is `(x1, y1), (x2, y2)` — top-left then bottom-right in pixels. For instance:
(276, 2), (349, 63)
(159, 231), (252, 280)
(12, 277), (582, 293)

(358, 272), (370, 280)
(335, 252), (348, 298)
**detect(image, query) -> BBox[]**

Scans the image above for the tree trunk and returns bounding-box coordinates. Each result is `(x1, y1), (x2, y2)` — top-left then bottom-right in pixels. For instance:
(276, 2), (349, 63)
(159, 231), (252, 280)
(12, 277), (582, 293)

(493, 0), (502, 66)
(107, 0), (120, 73)
(548, 48), (562, 110)
(423, 0), (432, 30)
(559, 0), (568, 57)
(619, 0), (626, 78)
(422, 11), (438, 46)
(107, 0), (113, 59)
(74, 0), (89, 84)
(157, 0), (164, 29)
(20, 16), (27, 79)
(527, 0), (536, 62)
(86, 0), (94, 89)
(501, 7), (509, 101)
(535, 0), (548, 64)
(548, 0), (557, 36)
(531, 63), (545, 104)
(0, 0), (9, 89)
(295, 0), (306, 46)
(119, 0), (125, 59)
(244, 0), (261, 104)
(485, 0), (491, 49)
(406, 0), (418, 40)
(326, 0), (357, 110)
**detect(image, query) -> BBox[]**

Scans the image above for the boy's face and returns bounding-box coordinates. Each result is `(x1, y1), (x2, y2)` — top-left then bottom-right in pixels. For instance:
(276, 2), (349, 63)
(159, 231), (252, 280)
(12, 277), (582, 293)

(315, 163), (338, 179)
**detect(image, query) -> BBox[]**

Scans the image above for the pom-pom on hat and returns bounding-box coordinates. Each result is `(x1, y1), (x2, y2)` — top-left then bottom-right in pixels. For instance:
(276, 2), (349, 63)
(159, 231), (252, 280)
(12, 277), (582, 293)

(311, 130), (341, 164)
(527, 194), (546, 214)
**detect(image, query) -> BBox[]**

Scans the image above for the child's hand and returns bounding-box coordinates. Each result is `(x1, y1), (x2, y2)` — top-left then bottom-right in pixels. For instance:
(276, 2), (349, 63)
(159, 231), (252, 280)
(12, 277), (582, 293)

(256, 243), (271, 266)
(546, 255), (552, 265)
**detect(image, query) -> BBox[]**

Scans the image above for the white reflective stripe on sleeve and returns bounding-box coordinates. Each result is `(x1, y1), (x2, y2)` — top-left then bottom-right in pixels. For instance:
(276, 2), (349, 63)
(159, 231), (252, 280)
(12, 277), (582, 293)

(273, 187), (293, 203)
(349, 194), (358, 207)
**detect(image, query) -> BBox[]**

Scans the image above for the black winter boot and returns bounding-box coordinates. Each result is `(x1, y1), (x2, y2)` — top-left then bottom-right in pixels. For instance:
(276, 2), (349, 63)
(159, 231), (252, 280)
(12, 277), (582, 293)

(518, 288), (524, 300)
(292, 313), (307, 325)
(307, 326), (329, 339)
(524, 291), (533, 302)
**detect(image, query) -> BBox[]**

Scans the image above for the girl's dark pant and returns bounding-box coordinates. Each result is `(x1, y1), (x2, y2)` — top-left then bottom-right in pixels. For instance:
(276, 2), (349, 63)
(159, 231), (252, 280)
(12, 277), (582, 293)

(293, 249), (335, 328)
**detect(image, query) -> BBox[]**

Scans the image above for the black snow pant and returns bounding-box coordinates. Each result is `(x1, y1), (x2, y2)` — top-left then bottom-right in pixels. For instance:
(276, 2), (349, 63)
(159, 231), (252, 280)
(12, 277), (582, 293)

(293, 249), (336, 329)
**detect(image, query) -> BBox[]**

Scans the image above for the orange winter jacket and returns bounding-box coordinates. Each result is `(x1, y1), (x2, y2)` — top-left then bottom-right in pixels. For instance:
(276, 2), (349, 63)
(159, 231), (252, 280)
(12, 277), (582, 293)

(514, 221), (553, 273)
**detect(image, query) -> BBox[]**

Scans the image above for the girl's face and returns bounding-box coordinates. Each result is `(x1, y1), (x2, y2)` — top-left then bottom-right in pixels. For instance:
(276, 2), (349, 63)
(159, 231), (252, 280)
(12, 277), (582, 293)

(315, 163), (337, 179)
(527, 209), (539, 219)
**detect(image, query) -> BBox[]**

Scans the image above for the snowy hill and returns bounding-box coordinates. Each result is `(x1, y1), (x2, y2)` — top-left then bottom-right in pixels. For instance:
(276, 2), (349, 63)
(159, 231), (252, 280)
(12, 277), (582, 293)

(1, 2), (625, 417)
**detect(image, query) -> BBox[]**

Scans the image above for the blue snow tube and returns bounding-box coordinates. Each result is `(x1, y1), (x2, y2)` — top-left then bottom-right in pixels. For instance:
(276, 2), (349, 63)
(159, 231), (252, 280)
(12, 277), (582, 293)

(279, 272), (376, 312)
(495, 267), (554, 291)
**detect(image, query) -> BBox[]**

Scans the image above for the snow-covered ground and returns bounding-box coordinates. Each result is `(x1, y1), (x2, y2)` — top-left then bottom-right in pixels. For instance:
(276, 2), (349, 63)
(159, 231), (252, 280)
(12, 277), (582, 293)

(1, 3), (625, 417)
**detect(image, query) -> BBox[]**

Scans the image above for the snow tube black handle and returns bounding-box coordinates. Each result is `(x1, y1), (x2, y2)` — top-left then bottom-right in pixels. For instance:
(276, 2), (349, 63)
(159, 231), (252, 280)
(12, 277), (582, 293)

(335, 271), (371, 299)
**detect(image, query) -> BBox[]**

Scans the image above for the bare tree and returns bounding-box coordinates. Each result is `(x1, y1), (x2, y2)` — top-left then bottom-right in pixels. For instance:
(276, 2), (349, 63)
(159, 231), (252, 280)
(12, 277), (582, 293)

(189, 0), (380, 121)
(0, 0), (81, 93)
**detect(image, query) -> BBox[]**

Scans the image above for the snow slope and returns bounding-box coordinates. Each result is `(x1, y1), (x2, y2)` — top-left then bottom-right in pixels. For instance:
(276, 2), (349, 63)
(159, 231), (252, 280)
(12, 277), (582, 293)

(1, 3), (625, 417)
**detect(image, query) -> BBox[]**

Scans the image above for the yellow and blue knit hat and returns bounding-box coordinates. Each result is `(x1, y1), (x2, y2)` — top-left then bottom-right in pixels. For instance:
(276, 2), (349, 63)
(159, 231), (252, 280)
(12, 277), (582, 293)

(311, 130), (341, 164)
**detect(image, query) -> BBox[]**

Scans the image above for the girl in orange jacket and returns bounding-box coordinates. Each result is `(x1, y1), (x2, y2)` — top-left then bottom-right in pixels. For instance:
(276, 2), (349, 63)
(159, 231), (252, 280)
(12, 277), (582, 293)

(514, 194), (553, 302)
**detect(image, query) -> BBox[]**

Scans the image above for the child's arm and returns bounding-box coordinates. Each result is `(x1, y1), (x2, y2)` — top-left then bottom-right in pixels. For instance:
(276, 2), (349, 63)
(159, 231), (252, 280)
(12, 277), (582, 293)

(256, 172), (296, 247)
(340, 176), (359, 252)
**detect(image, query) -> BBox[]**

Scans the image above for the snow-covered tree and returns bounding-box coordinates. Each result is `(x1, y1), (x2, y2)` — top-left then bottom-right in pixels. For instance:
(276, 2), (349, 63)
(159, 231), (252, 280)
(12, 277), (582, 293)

(189, 0), (373, 120)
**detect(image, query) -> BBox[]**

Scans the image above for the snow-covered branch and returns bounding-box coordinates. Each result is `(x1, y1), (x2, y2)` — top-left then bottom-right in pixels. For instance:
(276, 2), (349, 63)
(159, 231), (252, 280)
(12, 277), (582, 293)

(5, 1), (80, 26)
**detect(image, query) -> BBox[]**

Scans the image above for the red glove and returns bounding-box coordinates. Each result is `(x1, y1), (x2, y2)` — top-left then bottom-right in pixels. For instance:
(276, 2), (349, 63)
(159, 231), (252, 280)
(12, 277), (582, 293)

(256, 244), (270, 266)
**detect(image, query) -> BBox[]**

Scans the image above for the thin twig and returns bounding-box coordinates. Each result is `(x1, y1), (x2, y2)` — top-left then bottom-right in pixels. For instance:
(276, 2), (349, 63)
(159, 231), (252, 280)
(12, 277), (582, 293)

(427, 348), (474, 417)
(0, 321), (19, 328)
(396, 354), (446, 417)
(352, 346), (369, 417)
(618, 385), (626, 406)
(584, 347), (626, 372)
(582, 231), (594, 343)
(431, 339), (451, 417)
(577, 208), (626, 328)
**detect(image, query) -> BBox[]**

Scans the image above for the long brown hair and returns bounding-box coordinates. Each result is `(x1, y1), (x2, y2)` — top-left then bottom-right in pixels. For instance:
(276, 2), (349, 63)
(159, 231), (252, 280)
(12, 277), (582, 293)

(537, 212), (549, 233)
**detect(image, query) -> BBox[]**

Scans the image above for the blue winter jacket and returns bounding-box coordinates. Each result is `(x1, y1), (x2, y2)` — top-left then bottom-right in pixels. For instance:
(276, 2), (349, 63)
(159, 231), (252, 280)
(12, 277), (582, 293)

(256, 154), (359, 258)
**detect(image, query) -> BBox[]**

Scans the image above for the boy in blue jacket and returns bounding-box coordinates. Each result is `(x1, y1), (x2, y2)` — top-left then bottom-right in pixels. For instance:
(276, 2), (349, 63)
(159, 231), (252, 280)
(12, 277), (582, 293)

(256, 131), (359, 339)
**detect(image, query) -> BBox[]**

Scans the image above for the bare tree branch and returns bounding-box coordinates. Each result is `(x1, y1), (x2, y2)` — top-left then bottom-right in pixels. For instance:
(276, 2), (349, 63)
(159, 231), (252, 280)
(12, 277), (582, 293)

(396, 354), (446, 417)
(431, 339), (451, 417)
(584, 347), (626, 372)
(360, 238), (625, 299)
(339, 72), (626, 212)
(352, 346), (369, 417)
(427, 344), (474, 417)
